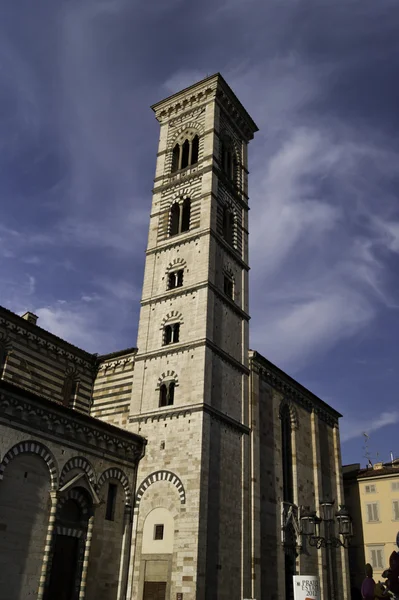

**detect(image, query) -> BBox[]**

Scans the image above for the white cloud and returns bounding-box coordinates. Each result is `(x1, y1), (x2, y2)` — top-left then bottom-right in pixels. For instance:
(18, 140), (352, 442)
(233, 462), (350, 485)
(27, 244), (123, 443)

(340, 411), (399, 443)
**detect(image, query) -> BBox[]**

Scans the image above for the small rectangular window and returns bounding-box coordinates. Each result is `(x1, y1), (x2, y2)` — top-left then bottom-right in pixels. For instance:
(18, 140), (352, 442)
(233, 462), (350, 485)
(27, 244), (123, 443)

(105, 483), (117, 521)
(392, 481), (399, 492)
(366, 502), (379, 522)
(168, 270), (183, 290)
(365, 484), (376, 494)
(154, 524), (164, 540)
(369, 546), (385, 570)
(224, 276), (234, 299)
(393, 500), (399, 521)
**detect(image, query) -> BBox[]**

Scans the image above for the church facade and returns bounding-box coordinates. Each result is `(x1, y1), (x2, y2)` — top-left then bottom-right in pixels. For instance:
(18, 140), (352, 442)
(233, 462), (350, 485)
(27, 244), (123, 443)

(0, 74), (350, 600)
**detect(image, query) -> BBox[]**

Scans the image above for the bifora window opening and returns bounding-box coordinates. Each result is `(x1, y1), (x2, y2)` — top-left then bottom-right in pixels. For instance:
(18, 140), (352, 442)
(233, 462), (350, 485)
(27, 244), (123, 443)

(168, 269), (184, 290)
(220, 138), (237, 183)
(169, 199), (191, 237)
(105, 483), (117, 521)
(222, 206), (235, 246)
(163, 323), (180, 345)
(154, 524), (164, 540)
(224, 275), (234, 299)
(171, 135), (199, 173)
(159, 381), (175, 407)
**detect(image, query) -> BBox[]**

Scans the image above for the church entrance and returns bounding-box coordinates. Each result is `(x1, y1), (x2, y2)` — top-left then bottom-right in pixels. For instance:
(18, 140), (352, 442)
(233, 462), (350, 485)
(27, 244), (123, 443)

(143, 581), (167, 600)
(46, 535), (80, 600)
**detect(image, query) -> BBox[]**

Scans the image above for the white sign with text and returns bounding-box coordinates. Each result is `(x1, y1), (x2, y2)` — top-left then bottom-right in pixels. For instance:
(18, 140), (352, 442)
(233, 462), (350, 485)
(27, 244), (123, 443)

(293, 576), (320, 600)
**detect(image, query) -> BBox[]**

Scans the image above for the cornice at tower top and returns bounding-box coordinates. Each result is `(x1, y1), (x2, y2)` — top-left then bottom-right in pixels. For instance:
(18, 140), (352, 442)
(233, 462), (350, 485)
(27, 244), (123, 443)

(151, 72), (258, 141)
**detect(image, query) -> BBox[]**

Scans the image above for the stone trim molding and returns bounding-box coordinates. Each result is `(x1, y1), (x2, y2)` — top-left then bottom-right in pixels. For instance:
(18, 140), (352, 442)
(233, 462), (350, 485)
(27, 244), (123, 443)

(166, 257), (187, 273)
(279, 400), (299, 430)
(135, 470), (186, 512)
(156, 370), (179, 389)
(98, 467), (131, 506)
(160, 311), (184, 328)
(55, 526), (83, 538)
(169, 122), (204, 148)
(60, 456), (96, 487)
(0, 440), (58, 490)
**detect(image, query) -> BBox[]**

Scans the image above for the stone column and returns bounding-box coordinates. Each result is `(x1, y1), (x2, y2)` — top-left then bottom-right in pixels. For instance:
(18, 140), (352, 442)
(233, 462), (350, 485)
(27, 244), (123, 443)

(37, 490), (58, 600)
(79, 514), (94, 599)
(117, 504), (133, 600)
(311, 410), (327, 597)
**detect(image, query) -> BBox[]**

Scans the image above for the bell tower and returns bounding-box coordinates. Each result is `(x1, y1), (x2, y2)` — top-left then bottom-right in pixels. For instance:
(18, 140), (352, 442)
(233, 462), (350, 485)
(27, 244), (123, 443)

(128, 74), (258, 600)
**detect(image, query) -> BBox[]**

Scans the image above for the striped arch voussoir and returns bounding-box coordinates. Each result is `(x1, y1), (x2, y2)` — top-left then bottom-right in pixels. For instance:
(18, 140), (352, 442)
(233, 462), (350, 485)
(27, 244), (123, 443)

(156, 370), (179, 390)
(166, 258), (187, 273)
(171, 122), (204, 147)
(0, 441), (58, 490)
(171, 187), (199, 203)
(60, 456), (96, 487)
(58, 488), (90, 517)
(160, 311), (184, 329)
(279, 401), (299, 430)
(135, 470), (186, 512)
(98, 468), (131, 506)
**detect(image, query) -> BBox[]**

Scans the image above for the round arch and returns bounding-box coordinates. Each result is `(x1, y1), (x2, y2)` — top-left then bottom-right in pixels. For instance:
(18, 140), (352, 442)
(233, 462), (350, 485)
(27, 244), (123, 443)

(135, 470), (186, 512)
(97, 467), (131, 506)
(279, 401), (299, 430)
(0, 440), (58, 490)
(60, 456), (96, 487)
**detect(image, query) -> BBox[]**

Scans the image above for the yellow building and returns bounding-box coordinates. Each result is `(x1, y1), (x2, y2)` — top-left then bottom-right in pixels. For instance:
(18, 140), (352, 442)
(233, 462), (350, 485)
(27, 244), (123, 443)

(343, 459), (399, 590)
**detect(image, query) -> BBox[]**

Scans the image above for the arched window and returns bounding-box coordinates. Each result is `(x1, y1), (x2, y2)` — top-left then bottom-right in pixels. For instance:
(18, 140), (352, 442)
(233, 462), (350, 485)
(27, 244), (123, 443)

(172, 144), (180, 173)
(170, 134), (200, 173)
(62, 377), (79, 408)
(159, 382), (175, 407)
(163, 323), (180, 346)
(169, 199), (191, 237)
(220, 136), (238, 183)
(168, 269), (184, 290)
(222, 206), (235, 246)
(281, 404), (293, 504)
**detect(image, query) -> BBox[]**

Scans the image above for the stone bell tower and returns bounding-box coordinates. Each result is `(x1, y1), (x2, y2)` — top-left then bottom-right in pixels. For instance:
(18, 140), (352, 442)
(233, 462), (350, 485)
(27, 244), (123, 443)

(128, 74), (258, 600)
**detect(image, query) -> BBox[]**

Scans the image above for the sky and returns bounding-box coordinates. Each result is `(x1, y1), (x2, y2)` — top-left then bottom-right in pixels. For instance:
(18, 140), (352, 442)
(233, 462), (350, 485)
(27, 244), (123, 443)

(1, 0), (399, 467)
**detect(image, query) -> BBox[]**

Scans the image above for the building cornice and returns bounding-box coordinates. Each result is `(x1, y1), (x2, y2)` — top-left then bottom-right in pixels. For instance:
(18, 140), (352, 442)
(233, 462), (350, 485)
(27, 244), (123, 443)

(249, 350), (341, 425)
(0, 379), (146, 464)
(129, 401), (250, 435)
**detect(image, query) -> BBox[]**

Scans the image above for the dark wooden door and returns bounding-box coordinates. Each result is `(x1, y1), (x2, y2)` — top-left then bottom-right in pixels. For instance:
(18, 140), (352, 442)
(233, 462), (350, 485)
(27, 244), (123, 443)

(143, 581), (167, 600)
(46, 535), (79, 600)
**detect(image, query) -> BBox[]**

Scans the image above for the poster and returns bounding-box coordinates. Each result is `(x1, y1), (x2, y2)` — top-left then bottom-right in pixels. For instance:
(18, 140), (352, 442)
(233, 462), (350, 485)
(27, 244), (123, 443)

(293, 576), (320, 600)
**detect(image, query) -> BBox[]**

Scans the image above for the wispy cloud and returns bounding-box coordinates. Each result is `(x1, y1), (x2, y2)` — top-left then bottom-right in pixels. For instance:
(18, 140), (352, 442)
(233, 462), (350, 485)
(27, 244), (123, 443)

(341, 411), (399, 443)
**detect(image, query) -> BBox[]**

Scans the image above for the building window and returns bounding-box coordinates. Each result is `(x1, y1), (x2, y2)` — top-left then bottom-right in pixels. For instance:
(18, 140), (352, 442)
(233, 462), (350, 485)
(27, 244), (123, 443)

(220, 137), (238, 183)
(222, 206), (235, 246)
(369, 546), (385, 570)
(393, 500), (399, 521)
(169, 199), (191, 237)
(168, 269), (184, 290)
(105, 483), (117, 521)
(281, 404), (294, 504)
(171, 135), (199, 173)
(392, 481), (399, 491)
(224, 275), (234, 299)
(62, 377), (79, 408)
(154, 524), (164, 540)
(159, 382), (175, 407)
(365, 484), (376, 494)
(366, 502), (380, 522)
(163, 323), (180, 345)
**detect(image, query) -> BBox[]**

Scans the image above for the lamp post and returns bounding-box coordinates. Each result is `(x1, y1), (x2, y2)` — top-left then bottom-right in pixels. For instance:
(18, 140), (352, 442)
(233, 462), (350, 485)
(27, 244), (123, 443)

(300, 501), (353, 600)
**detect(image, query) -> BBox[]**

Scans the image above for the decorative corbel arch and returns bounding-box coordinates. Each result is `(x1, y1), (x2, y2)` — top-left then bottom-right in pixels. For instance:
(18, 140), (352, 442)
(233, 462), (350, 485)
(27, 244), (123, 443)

(160, 311), (184, 329)
(60, 456), (96, 487)
(134, 470), (186, 513)
(156, 370), (179, 390)
(279, 400), (299, 430)
(97, 467), (131, 506)
(0, 440), (59, 490)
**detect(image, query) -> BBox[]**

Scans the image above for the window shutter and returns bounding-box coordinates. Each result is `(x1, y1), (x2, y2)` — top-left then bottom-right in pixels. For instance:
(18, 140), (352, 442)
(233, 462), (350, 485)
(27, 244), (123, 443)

(377, 549), (383, 569)
(393, 500), (399, 521)
(367, 504), (373, 522)
(373, 503), (379, 521)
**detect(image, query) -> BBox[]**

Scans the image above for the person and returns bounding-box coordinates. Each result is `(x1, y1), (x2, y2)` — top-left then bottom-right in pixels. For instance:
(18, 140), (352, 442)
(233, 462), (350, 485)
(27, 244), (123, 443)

(362, 564), (376, 600)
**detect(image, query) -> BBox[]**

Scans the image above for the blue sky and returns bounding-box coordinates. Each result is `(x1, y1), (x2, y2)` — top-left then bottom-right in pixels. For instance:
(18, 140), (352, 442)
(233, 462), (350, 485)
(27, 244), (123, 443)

(1, 0), (399, 467)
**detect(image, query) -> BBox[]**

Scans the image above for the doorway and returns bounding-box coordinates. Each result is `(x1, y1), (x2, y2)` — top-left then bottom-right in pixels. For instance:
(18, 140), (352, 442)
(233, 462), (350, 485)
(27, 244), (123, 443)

(143, 581), (167, 600)
(46, 535), (80, 600)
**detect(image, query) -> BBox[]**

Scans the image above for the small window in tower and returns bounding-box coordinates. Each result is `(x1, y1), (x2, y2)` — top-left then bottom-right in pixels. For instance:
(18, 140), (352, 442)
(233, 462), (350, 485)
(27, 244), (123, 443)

(170, 202), (180, 236)
(224, 276), (234, 299)
(168, 269), (184, 290)
(159, 382), (175, 407)
(159, 384), (168, 407)
(181, 139), (190, 169)
(181, 198), (191, 232)
(172, 323), (180, 343)
(222, 206), (235, 246)
(163, 325), (173, 345)
(154, 524), (164, 540)
(191, 135), (199, 165)
(105, 483), (117, 521)
(171, 144), (180, 173)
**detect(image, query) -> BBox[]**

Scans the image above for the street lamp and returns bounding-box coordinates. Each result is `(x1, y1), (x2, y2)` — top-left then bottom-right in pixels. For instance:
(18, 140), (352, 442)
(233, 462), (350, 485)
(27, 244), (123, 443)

(300, 500), (353, 549)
